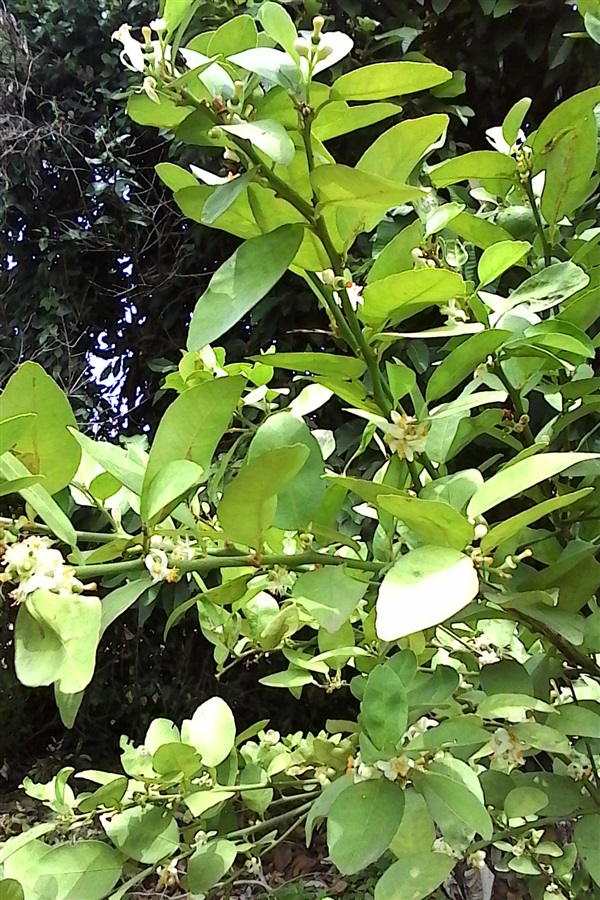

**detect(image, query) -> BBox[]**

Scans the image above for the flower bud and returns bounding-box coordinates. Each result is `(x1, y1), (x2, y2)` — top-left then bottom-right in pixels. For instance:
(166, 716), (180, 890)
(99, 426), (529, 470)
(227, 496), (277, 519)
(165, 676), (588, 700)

(141, 25), (152, 45)
(293, 37), (311, 58)
(312, 15), (325, 36)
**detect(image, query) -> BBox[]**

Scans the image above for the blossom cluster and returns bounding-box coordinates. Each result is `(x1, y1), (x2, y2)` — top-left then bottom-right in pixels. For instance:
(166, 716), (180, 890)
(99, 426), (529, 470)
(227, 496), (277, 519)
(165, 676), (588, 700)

(0, 535), (84, 604)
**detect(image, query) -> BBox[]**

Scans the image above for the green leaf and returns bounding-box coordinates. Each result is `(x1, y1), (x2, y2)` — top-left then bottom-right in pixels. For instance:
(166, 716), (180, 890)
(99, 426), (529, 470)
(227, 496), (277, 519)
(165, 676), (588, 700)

(332, 62), (451, 101)
(228, 48), (302, 91)
(15, 590), (101, 694)
(368, 221), (423, 282)
(0, 474), (43, 498)
(0, 453), (77, 547)
(102, 806), (179, 864)
(155, 162), (198, 192)
(292, 567), (367, 634)
(221, 119), (295, 165)
(502, 261), (589, 314)
(145, 717), (180, 755)
(153, 743), (201, 779)
(575, 815), (600, 887)
(427, 330), (511, 402)
(359, 665), (408, 762)
(0, 362), (80, 494)
(247, 412), (325, 530)
(477, 693), (554, 721)
(547, 704), (600, 739)
(202, 171), (253, 226)
(145, 376), (244, 490)
(55, 686), (84, 729)
(0, 824), (57, 865)
(187, 840), (237, 894)
(0, 414), (35, 456)
(141, 459), (203, 525)
(4, 840), (122, 900)
(305, 774), (353, 845)
(361, 268), (465, 326)
(163, 0), (192, 31)
(249, 352), (365, 380)
(68, 430), (144, 495)
(241, 763), (273, 814)
(218, 444), (308, 548)
(327, 779), (405, 874)
(127, 92), (192, 129)
(481, 488), (593, 552)
(425, 202), (465, 236)
(358, 114), (449, 184)
(414, 758), (492, 842)
(585, 11), (600, 42)
(448, 211), (513, 249)
(259, 666), (314, 689)
(187, 225), (303, 350)
(0, 880), (24, 900)
(430, 151), (517, 189)
(374, 851), (455, 900)
(310, 165), (424, 233)
(502, 97), (531, 146)
(207, 15), (258, 56)
(100, 577), (153, 636)
(77, 776), (128, 814)
(467, 452), (599, 518)
(377, 547), (479, 641)
(389, 790), (435, 857)
(510, 722), (570, 755)
(478, 240), (530, 286)
(539, 115), (598, 231)
(377, 495), (474, 550)
(257, 2), (297, 54)
(182, 697), (236, 767)
(313, 101), (401, 142)
(504, 787), (548, 819)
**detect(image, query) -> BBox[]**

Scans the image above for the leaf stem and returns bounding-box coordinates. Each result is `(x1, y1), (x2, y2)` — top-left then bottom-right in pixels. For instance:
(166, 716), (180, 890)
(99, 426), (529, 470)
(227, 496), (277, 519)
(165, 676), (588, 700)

(494, 362), (535, 445)
(0, 517), (124, 545)
(73, 551), (384, 579)
(523, 176), (552, 267)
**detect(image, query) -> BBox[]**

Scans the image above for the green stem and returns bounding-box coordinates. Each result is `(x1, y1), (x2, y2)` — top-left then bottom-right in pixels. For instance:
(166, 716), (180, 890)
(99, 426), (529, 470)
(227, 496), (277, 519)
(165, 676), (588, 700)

(305, 271), (359, 351)
(523, 176), (552, 267)
(227, 798), (315, 840)
(495, 361), (535, 446)
(0, 517), (125, 545)
(74, 551), (384, 579)
(470, 812), (590, 852)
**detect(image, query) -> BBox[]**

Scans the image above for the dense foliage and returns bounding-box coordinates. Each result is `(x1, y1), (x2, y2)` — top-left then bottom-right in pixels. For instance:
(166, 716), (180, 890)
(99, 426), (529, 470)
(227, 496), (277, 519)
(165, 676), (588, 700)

(2, 1), (600, 898)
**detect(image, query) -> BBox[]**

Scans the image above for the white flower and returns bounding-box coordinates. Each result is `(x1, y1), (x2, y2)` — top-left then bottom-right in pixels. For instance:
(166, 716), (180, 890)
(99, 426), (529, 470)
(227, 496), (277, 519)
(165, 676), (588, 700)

(376, 755), (414, 781)
(190, 164), (239, 186)
(479, 648), (501, 667)
(567, 750), (592, 781)
(156, 859), (180, 889)
(433, 838), (459, 858)
(141, 75), (160, 104)
(352, 752), (381, 783)
(468, 849), (487, 870)
(380, 411), (428, 462)
(344, 281), (364, 311)
(263, 729), (281, 747)
(1, 536), (84, 603)
(440, 298), (468, 326)
(316, 271), (364, 311)
(405, 717), (439, 742)
(489, 727), (527, 772)
(144, 549), (171, 583)
(112, 24), (146, 72)
(486, 125), (525, 156)
(149, 17), (167, 34)
(244, 856), (262, 876)
(171, 540), (195, 563)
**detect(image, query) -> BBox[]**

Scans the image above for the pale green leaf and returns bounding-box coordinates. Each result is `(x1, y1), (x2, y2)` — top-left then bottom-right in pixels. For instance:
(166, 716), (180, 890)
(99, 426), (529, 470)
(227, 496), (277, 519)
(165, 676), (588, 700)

(187, 225), (303, 349)
(374, 851), (454, 900)
(502, 97), (531, 147)
(188, 840), (237, 894)
(292, 567), (367, 634)
(327, 779), (405, 874)
(141, 459), (203, 525)
(257, 2), (297, 54)
(358, 114), (449, 184)
(467, 452), (600, 518)
(427, 330), (511, 402)
(102, 807), (179, 864)
(222, 119), (295, 165)
(478, 240), (530, 286)
(430, 151), (517, 189)
(376, 546), (479, 641)
(332, 61), (451, 101)
(182, 697), (236, 766)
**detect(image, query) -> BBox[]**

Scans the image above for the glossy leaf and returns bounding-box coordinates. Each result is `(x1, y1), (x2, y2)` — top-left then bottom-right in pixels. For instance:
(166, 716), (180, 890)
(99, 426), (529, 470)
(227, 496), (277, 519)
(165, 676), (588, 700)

(361, 268), (465, 325)
(218, 444), (308, 548)
(427, 330), (511, 402)
(374, 851), (455, 900)
(0, 414), (35, 456)
(430, 151), (517, 189)
(358, 114), (449, 184)
(467, 452), (600, 518)
(0, 362), (80, 494)
(359, 665), (408, 762)
(313, 101), (401, 142)
(502, 97), (531, 146)
(15, 590), (101, 694)
(292, 567), (367, 634)
(376, 547), (479, 641)
(478, 240), (530, 286)
(144, 376), (244, 489)
(256, 2), (297, 55)
(221, 120), (295, 165)
(332, 61), (451, 101)
(249, 352), (365, 380)
(248, 412), (325, 530)
(141, 459), (203, 525)
(377, 495), (474, 549)
(182, 698), (236, 768)
(327, 779), (405, 874)
(188, 225), (303, 349)
(102, 806), (179, 864)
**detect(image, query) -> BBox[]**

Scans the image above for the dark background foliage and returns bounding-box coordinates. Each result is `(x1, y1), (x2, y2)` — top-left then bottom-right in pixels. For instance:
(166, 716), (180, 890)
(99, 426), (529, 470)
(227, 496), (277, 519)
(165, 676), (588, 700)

(1, 0), (597, 781)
